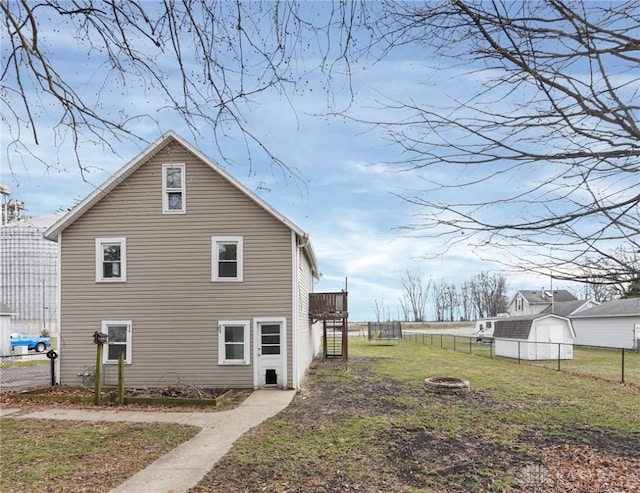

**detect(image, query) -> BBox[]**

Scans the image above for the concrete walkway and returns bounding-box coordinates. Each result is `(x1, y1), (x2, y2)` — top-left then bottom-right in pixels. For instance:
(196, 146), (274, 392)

(8, 390), (296, 493)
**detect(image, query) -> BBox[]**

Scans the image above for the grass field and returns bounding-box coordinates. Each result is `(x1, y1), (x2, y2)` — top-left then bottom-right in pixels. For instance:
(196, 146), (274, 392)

(2, 337), (639, 492)
(191, 337), (640, 492)
(0, 420), (199, 493)
(403, 332), (640, 385)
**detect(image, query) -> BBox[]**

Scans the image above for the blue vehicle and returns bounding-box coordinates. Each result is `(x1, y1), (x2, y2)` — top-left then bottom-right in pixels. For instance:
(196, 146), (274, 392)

(10, 332), (52, 352)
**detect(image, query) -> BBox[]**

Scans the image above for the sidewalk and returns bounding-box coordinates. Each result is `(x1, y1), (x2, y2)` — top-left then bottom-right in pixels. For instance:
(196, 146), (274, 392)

(10, 389), (296, 493)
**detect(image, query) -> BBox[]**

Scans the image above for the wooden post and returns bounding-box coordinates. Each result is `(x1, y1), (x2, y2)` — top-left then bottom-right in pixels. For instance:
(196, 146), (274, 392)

(94, 344), (102, 405)
(118, 352), (125, 405)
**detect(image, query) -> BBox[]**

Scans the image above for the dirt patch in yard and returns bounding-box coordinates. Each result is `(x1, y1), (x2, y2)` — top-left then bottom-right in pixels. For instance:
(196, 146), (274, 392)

(1, 384), (251, 413)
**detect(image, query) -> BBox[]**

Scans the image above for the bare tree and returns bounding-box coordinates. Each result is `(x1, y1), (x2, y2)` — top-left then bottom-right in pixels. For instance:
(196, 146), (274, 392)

(431, 279), (447, 322)
(468, 272), (508, 318)
(432, 280), (458, 321)
(399, 270), (430, 322)
(3, 1), (637, 287)
(446, 284), (458, 322)
(371, 1), (640, 285)
(398, 294), (411, 322)
(458, 281), (475, 321)
(2, 1), (371, 176)
(573, 247), (640, 300)
(372, 298), (384, 323)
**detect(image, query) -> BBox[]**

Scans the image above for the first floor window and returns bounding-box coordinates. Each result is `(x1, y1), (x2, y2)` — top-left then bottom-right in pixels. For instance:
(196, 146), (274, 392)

(218, 320), (250, 365)
(101, 320), (132, 364)
(96, 238), (127, 282)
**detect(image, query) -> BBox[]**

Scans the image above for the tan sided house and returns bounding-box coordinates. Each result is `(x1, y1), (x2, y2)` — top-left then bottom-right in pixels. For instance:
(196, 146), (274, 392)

(45, 131), (324, 390)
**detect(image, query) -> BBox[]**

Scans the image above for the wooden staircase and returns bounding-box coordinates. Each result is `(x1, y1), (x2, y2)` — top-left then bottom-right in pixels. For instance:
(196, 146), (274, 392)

(309, 291), (349, 361)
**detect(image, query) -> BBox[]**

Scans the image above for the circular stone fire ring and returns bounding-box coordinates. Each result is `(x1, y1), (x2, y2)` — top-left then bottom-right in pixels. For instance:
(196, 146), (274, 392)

(424, 377), (470, 394)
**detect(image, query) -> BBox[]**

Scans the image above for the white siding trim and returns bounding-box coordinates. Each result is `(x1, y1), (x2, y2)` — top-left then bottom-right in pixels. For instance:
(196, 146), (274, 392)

(291, 231), (299, 389)
(55, 232), (62, 383)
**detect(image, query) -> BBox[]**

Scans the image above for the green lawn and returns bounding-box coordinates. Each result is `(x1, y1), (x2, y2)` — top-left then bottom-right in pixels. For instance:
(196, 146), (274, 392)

(0, 420), (199, 493)
(404, 332), (640, 384)
(191, 337), (640, 492)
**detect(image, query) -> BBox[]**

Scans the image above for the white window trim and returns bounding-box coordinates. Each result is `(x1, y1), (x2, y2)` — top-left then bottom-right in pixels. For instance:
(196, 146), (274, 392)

(218, 320), (250, 365)
(162, 163), (186, 214)
(212, 236), (244, 282)
(95, 237), (127, 283)
(101, 320), (132, 364)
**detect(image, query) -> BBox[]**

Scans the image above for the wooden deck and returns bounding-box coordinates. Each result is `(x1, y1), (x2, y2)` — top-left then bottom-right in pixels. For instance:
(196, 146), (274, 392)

(309, 292), (348, 320)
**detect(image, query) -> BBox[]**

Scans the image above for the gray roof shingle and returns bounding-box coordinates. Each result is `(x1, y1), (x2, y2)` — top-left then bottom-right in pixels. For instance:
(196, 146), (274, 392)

(570, 298), (640, 318)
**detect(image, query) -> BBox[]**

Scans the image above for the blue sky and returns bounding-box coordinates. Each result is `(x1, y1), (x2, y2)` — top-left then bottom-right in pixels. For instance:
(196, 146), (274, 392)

(1, 4), (577, 321)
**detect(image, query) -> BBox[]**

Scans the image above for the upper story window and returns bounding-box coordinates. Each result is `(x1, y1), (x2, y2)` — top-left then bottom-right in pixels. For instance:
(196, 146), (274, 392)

(515, 297), (523, 311)
(162, 163), (185, 213)
(212, 236), (243, 282)
(96, 238), (127, 282)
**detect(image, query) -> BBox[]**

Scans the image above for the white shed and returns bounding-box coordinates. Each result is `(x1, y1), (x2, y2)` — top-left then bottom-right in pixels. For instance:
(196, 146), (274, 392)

(570, 298), (640, 349)
(493, 314), (575, 360)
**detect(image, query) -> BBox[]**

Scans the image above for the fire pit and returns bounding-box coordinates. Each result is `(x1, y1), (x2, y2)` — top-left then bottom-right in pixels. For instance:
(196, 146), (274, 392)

(424, 377), (470, 394)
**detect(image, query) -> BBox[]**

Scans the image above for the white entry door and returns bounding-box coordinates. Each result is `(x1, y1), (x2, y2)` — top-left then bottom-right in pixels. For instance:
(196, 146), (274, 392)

(255, 319), (286, 388)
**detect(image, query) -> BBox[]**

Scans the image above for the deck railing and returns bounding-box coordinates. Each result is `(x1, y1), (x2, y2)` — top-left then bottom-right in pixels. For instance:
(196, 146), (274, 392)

(309, 292), (348, 319)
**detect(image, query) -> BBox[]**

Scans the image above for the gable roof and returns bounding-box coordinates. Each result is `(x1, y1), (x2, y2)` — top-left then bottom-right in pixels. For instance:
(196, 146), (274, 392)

(516, 289), (578, 304)
(570, 298), (640, 318)
(44, 131), (318, 278)
(494, 317), (535, 339)
(540, 300), (595, 317)
(494, 313), (573, 339)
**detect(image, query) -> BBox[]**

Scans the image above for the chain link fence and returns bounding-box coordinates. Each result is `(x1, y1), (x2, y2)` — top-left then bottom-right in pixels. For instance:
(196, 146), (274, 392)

(0, 351), (56, 392)
(403, 332), (640, 385)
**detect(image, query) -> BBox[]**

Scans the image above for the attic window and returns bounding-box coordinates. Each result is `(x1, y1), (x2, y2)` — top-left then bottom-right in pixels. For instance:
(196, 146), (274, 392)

(162, 163), (185, 213)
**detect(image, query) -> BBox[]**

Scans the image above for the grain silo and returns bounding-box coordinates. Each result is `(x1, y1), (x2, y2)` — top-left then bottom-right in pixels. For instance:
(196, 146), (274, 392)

(0, 207), (61, 337)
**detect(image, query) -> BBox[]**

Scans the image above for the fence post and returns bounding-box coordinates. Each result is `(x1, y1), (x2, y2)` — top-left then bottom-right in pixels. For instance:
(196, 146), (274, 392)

(621, 348), (625, 383)
(454, 336), (457, 352)
(518, 341), (521, 364)
(94, 344), (103, 405)
(557, 343), (561, 371)
(469, 337), (472, 354)
(440, 334), (443, 349)
(118, 352), (125, 406)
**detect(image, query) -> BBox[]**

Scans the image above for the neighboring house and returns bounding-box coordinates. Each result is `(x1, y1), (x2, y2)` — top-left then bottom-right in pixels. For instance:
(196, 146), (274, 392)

(0, 303), (17, 356)
(45, 131), (323, 390)
(493, 314), (575, 360)
(570, 298), (640, 349)
(507, 289), (578, 317)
